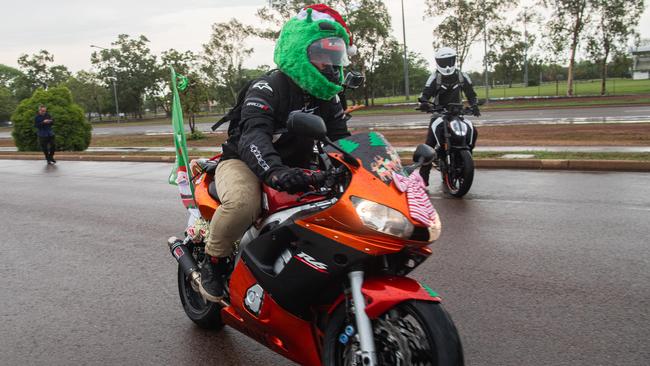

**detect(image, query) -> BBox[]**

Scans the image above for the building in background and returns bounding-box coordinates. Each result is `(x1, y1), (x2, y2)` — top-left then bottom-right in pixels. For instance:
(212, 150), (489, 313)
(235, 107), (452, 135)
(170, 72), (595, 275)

(631, 45), (650, 80)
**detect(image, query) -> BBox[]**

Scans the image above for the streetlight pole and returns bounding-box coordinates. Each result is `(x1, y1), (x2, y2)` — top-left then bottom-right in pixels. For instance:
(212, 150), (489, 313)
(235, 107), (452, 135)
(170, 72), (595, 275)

(107, 76), (119, 123)
(401, 0), (410, 101)
(483, 17), (489, 104)
(521, 7), (531, 87)
(90, 44), (120, 123)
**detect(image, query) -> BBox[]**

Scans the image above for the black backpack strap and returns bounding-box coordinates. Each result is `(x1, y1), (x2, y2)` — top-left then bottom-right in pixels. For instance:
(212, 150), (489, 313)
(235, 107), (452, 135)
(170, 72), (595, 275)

(211, 115), (230, 131)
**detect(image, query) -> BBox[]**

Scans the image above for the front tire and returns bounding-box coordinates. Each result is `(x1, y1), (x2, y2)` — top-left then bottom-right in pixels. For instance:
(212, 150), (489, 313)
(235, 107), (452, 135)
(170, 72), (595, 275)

(177, 258), (224, 330)
(322, 300), (464, 366)
(443, 149), (474, 198)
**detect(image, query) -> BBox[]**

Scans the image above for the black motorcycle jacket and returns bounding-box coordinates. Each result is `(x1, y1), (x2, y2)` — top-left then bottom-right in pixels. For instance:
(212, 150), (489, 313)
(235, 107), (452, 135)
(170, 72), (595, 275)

(419, 70), (478, 108)
(221, 70), (350, 185)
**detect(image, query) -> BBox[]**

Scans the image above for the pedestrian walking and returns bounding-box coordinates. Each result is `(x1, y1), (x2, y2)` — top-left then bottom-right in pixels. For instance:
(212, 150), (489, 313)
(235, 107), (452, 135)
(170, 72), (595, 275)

(34, 104), (56, 164)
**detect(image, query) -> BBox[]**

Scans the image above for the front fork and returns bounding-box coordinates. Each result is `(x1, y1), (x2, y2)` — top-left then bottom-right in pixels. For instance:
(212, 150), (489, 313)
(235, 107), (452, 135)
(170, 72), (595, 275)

(348, 271), (377, 366)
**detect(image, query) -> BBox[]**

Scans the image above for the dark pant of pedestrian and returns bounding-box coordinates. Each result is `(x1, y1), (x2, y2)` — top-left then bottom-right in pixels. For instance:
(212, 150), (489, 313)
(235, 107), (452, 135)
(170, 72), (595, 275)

(39, 135), (56, 163)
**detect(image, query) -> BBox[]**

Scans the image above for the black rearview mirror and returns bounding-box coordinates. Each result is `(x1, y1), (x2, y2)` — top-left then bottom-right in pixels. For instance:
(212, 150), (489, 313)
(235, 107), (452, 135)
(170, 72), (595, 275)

(413, 144), (435, 165)
(287, 112), (327, 140)
(343, 71), (364, 89)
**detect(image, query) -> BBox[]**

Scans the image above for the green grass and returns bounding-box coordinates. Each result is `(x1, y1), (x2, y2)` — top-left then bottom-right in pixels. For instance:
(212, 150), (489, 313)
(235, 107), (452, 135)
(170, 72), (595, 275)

(369, 78), (650, 104)
(350, 94), (650, 116)
(472, 151), (650, 161)
(90, 114), (220, 127)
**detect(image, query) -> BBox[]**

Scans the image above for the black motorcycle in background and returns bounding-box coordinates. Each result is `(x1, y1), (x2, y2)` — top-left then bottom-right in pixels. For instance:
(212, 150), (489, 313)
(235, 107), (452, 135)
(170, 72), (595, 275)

(418, 102), (478, 197)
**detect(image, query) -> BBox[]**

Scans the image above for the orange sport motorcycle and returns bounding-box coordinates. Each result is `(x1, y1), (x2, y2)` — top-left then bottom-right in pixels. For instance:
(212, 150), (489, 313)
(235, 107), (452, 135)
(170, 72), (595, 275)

(166, 113), (464, 365)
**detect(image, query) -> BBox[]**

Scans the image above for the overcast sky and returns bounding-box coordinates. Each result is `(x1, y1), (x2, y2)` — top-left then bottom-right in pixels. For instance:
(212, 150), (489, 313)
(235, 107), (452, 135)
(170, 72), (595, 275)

(1, 0), (649, 74)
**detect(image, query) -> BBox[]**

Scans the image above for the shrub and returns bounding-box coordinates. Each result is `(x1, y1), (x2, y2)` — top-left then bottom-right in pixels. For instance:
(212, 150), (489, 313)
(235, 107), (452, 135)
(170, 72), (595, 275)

(187, 130), (205, 140)
(11, 86), (92, 151)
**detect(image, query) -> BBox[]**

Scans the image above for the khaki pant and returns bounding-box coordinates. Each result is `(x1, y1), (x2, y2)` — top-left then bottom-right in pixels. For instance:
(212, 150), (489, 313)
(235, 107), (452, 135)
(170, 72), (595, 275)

(205, 159), (262, 257)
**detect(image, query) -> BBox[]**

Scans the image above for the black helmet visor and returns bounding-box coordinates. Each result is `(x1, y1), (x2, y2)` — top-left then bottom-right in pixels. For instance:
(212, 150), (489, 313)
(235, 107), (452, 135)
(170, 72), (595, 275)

(436, 56), (456, 68)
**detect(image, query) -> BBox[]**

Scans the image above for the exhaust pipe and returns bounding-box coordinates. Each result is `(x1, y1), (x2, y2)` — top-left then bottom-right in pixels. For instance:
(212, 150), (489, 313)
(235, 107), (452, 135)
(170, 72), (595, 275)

(168, 236), (202, 290)
(167, 236), (230, 307)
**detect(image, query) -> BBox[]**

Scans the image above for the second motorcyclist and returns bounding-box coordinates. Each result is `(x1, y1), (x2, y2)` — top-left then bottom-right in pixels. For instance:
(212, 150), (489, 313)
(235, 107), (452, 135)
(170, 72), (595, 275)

(418, 47), (480, 186)
(199, 4), (355, 302)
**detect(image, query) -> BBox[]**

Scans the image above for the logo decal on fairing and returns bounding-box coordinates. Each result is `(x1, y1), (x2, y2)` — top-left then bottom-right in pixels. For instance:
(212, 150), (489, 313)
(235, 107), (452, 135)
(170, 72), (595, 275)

(294, 252), (328, 273)
(252, 81), (273, 93)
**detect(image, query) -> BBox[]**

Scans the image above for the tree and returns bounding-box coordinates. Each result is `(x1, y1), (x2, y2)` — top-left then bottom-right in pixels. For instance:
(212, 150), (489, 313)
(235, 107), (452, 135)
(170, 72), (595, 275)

(11, 86), (92, 151)
(342, 0), (392, 106)
(0, 65), (23, 121)
(202, 19), (255, 107)
(0, 64), (24, 90)
(64, 71), (111, 121)
(0, 87), (17, 122)
(368, 40), (430, 98)
(1, 65), (32, 101)
(586, 0), (644, 95)
(161, 49), (210, 133)
(424, 0), (515, 71)
(544, 0), (594, 96)
(255, 1), (318, 40)
(488, 28), (530, 87)
(91, 34), (160, 118)
(16, 50), (70, 90)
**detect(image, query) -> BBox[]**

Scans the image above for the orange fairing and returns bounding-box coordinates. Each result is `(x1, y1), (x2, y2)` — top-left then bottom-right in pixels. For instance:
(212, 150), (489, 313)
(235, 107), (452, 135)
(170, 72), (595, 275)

(297, 154), (430, 255)
(193, 173), (219, 220)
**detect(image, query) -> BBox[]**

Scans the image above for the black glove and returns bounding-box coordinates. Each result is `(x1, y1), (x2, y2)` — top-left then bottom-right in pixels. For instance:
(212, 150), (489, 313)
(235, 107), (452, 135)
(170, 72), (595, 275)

(271, 168), (314, 194)
(415, 99), (431, 112)
(471, 104), (481, 117)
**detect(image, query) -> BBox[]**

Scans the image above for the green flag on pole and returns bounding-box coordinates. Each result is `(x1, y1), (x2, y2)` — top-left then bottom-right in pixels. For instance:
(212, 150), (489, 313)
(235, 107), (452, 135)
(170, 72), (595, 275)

(168, 66), (199, 218)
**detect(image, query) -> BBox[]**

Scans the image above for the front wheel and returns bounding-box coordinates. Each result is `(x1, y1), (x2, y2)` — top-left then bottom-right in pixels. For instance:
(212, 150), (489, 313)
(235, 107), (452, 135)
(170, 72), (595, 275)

(442, 149), (474, 198)
(322, 300), (464, 366)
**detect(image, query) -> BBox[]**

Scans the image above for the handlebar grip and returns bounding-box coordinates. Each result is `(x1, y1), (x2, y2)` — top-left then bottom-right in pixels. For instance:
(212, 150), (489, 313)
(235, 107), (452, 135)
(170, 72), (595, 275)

(309, 171), (329, 186)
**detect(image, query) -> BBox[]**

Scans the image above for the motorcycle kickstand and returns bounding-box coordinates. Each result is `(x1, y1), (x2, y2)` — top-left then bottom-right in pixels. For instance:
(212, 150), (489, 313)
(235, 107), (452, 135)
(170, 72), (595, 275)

(348, 271), (377, 366)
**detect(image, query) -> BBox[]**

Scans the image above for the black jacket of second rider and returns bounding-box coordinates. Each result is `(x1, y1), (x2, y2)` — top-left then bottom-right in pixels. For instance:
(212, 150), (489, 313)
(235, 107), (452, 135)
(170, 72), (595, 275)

(419, 70), (478, 108)
(221, 70), (350, 185)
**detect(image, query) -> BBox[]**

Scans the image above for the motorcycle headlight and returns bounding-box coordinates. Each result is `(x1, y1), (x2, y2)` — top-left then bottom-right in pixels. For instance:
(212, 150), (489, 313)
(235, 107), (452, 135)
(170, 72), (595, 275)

(351, 197), (414, 239)
(449, 120), (468, 136)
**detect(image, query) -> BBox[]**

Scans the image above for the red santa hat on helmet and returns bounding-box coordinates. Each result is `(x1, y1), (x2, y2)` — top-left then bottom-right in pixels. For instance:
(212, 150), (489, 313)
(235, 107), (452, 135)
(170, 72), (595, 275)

(295, 3), (358, 57)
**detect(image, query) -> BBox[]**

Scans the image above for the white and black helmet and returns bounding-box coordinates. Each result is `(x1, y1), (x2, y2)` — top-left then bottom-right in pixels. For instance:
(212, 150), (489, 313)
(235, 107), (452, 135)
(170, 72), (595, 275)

(435, 47), (457, 76)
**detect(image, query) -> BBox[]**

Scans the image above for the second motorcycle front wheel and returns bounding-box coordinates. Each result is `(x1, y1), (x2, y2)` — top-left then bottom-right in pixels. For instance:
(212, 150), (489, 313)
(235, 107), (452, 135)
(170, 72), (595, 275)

(322, 300), (464, 366)
(442, 150), (474, 197)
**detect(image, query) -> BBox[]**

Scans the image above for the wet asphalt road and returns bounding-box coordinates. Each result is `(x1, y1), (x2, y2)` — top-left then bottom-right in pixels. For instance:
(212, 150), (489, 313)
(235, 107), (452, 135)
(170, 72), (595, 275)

(1, 105), (649, 138)
(33, 105), (650, 137)
(1, 160), (648, 365)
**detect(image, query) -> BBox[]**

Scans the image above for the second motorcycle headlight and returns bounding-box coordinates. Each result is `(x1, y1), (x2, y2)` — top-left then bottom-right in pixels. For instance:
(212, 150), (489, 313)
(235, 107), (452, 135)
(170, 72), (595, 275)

(351, 197), (414, 239)
(449, 120), (468, 136)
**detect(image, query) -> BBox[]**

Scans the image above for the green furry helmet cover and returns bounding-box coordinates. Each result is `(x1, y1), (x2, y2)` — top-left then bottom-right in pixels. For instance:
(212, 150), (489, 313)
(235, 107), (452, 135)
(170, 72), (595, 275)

(274, 8), (350, 101)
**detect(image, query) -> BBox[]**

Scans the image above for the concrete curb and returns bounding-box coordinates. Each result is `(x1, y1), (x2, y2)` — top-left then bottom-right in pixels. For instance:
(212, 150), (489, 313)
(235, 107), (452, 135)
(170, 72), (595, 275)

(475, 159), (650, 172)
(2, 154), (649, 172)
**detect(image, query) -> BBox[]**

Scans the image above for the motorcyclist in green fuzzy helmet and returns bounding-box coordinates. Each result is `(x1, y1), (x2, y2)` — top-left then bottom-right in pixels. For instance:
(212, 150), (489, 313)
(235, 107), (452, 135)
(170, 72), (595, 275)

(274, 5), (353, 100)
(198, 4), (358, 302)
